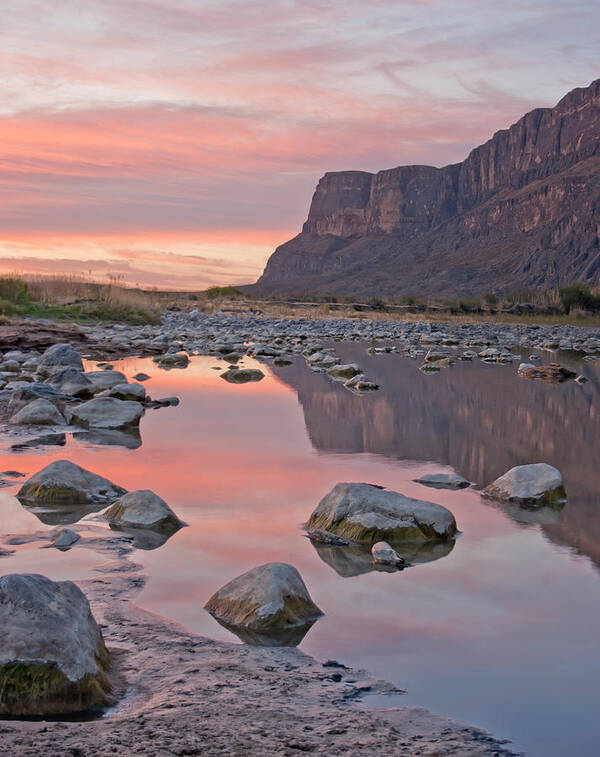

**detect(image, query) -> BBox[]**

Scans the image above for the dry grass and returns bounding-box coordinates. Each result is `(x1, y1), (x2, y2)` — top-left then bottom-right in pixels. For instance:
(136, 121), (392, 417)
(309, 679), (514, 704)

(0, 274), (162, 324)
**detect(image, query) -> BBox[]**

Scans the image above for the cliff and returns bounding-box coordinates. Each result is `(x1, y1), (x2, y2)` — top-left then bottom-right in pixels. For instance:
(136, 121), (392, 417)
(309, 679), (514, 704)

(251, 79), (600, 297)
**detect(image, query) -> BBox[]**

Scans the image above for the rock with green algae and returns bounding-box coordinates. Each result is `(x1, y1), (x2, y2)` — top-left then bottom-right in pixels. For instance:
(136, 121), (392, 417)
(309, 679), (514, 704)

(0, 573), (113, 715)
(204, 563), (323, 646)
(104, 489), (183, 532)
(483, 463), (567, 508)
(306, 482), (457, 546)
(17, 460), (126, 507)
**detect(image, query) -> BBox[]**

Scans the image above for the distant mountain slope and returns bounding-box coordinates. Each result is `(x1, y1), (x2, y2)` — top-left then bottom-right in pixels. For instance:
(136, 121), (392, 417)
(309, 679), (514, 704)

(250, 79), (600, 298)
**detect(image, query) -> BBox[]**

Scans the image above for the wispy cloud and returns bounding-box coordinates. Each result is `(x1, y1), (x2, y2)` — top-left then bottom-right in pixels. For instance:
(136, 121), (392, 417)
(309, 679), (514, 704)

(2, 0), (598, 286)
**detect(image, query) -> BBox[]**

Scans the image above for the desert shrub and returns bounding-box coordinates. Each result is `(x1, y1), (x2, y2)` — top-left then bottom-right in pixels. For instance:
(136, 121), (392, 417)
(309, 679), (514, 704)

(558, 283), (600, 313)
(205, 286), (242, 300)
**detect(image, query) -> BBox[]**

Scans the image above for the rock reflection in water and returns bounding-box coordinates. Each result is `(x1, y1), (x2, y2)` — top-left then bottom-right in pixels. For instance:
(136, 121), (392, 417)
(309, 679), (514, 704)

(107, 523), (181, 550)
(11, 433), (67, 452)
(207, 615), (318, 647)
(17, 501), (105, 526)
(72, 429), (142, 450)
(271, 347), (600, 570)
(312, 539), (455, 578)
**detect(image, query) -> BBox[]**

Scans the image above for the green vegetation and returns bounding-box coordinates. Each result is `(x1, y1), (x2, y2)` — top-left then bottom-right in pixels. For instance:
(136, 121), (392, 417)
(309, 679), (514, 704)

(0, 276), (161, 325)
(558, 282), (600, 313)
(205, 285), (243, 299)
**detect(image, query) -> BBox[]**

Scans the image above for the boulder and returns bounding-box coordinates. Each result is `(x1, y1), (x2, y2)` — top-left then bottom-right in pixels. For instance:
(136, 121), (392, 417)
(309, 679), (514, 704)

(204, 563), (323, 646)
(518, 362), (577, 383)
(132, 373), (151, 381)
(85, 370), (127, 391)
(45, 367), (94, 399)
(307, 483), (457, 545)
(414, 472), (470, 490)
(104, 490), (182, 531)
(17, 460), (126, 506)
(327, 363), (361, 380)
(108, 382), (146, 401)
(0, 573), (112, 715)
(66, 397), (144, 429)
(371, 541), (406, 567)
(483, 463), (567, 507)
(156, 352), (190, 369)
(10, 399), (64, 426)
(7, 384), (66, 416)
(37, 343), (83, 377)
(419, 363), (440, 373)
(220, 368), (264, 383)
(50, 529), (80, 550)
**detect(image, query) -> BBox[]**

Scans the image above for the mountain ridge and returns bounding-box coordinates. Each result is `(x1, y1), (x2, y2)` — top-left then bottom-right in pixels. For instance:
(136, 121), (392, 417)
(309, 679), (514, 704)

(249, 79), (600, 297)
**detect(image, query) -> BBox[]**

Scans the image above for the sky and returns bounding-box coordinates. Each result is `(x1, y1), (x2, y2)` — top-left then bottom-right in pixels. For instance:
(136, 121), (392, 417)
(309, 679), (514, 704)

(2, 0), (599, 290)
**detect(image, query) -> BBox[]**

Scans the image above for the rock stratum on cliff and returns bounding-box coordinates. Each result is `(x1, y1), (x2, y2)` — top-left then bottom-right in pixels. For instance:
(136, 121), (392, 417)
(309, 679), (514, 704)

(251, 80), (600, 298)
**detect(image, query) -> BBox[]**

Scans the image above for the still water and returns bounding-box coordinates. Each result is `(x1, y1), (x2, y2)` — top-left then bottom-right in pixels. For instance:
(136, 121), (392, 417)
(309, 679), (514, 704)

(1, 347), (599, 757)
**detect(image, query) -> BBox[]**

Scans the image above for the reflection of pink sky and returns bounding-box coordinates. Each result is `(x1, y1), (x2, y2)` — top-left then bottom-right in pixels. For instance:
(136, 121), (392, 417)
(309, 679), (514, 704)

(3, 355), (600, 752)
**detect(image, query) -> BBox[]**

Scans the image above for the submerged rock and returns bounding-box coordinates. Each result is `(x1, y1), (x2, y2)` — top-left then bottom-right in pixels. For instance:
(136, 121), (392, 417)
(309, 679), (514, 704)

(37, 343), (83, 378)
(104, 489), (183, 532)
(327, 363), (361, 380)
(414, 472), (470, 490)
(220, 368), (264, 383)
(66, 397), (144, 429)
(518, 362), (577, 383)
(483, 463), (567, 508)
(17, 460), (126, 507)
(0, 573), (112, 715)
(49, 529), (81, 550)
(307, 483), (457, 546)
(10, 398), (64, 426)
(204, 563), (323, 646)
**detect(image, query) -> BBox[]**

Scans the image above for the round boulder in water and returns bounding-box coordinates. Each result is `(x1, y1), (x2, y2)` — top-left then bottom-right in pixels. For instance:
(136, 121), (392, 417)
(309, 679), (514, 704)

(104, 489), (183, 531)
(483, 463), (566, 507)
(17, 460), (126, 506)
(0, 573), (112, 715)
(66, 397), (144, 429)
(307, 482), (457, 545)
(204, 563), (323, 646)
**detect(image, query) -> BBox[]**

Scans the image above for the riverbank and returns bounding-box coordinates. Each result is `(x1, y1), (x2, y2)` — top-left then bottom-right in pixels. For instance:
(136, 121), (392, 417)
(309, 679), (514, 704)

(0, 537), (516, 756)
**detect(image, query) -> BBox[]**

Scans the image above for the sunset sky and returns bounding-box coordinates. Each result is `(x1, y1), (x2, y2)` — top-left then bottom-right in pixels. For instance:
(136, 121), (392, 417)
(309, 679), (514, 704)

(3, 0), (599, 290)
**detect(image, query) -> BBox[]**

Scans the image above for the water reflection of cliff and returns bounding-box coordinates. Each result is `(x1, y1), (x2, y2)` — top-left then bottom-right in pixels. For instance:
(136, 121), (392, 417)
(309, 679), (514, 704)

(272, 345), (600, 569)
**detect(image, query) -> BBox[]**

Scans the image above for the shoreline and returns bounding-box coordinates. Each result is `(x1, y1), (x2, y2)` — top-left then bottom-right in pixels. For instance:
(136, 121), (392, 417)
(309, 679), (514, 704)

(1, 535), (518, 756)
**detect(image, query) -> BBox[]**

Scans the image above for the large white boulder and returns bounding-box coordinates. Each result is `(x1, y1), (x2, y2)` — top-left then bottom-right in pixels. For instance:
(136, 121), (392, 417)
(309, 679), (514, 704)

(483, 463), (567, 507)
(307, 483), (457, 545)
(17, 460), (126, 506)
(66, 397), (144, 429)
(0, 573), (112, 715)
(204, 563), (323, 646)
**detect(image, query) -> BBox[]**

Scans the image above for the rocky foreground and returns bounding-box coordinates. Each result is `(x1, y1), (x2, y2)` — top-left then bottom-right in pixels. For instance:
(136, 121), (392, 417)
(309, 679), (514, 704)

(0, 546), (517, 757)
(1, 309), (593, 755)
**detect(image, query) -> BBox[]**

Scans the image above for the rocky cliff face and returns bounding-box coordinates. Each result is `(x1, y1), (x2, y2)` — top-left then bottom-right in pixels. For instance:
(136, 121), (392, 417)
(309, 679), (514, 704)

(252, 79), (600, 297)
